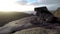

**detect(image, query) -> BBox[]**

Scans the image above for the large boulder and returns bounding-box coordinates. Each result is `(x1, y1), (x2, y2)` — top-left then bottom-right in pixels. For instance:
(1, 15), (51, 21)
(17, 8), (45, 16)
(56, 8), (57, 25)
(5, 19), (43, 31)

(34, 7), (60, 24)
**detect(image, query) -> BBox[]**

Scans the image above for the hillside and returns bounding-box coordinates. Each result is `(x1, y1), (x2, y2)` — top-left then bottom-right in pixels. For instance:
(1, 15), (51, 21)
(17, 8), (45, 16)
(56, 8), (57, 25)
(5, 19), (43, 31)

(0, 12), (32, 27)
(0, 15), (60, 34)
(0, 10), (60, 34)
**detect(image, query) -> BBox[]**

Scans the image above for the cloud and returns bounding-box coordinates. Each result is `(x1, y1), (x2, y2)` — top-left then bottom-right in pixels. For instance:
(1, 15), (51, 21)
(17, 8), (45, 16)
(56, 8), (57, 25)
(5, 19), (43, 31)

(17, 0), (60, 6)
(30, 0), (60, 6)
(16, 0), (27, 5)
(16, 0), (60, 11)
(0, 0), (36, 11)
(0, 0), (59, 11)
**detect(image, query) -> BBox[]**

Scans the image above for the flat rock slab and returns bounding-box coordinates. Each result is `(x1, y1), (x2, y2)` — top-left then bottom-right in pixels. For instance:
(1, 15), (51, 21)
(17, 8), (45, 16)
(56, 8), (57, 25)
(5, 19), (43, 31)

(13, 27), (58, 34)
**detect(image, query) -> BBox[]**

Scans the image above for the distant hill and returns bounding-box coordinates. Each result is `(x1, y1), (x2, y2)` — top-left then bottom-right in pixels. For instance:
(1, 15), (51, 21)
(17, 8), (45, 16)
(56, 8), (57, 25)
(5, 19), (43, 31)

(0, 12), (32, 27)
(51, 7), (60, 18)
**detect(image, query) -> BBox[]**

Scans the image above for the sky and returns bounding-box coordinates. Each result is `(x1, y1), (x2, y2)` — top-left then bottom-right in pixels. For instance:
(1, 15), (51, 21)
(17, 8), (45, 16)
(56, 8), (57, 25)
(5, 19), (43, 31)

(0, 0), (60, 12)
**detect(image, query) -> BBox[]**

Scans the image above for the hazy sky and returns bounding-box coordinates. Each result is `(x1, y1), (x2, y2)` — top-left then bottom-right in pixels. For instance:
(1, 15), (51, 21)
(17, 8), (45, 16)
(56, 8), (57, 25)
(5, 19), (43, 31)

(0, 0), (60, 12)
